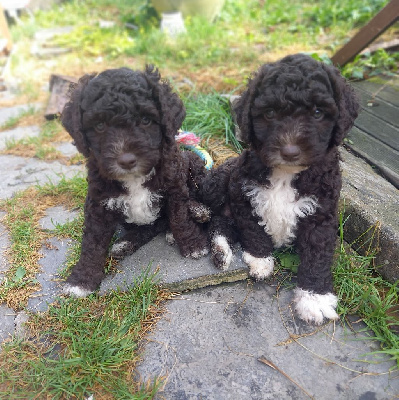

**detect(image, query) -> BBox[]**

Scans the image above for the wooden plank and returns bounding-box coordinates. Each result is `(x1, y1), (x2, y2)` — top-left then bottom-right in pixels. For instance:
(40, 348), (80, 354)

(354, 111), (399, 150)
(355, 86), (399, 126)
(346, 126), (399, 188)
(351, 79), (399, 108)
(331, 0), (399, 67)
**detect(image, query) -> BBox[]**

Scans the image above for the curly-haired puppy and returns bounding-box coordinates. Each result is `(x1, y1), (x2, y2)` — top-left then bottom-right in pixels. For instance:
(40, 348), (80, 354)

(201, 54), (359, 324)
(61, 66), (209, 297)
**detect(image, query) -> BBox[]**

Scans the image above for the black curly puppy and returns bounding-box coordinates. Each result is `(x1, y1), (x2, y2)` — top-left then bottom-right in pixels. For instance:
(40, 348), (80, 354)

(201, 54), (359, 324)
(61, 66), (209, 297)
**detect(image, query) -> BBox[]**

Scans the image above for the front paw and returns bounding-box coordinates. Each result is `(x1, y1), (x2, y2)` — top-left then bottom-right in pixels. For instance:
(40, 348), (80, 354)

(63, 275), (98, 298)
(294, 288), (339, 325)
(243, 252), (274, 281)
(211, 235), (233, 270)
(63, 283), (94, 298)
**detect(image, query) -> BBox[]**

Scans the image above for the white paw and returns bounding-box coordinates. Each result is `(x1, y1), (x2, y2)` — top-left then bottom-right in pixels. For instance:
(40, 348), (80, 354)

(243, 252), (274, 280)
(110, 240), (129, 255)
(63, 283), (93, 298)
(211, 235), (233, 270)
(165, 232), (175, 245)
(294, 288), (339, 325)
(189, 247), (209, 259)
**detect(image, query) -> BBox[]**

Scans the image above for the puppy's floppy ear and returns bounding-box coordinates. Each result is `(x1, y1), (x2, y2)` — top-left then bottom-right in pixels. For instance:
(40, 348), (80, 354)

(323, 64), (360, 146)
(61, 73), (97, 157)
(144, 64), (186, 144)
(234, 64), (269, 144)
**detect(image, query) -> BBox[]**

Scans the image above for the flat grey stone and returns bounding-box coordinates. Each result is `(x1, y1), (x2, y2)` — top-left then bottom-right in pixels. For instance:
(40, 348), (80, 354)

(0, 125), (41, 150)
(0, 103), (41, 126)
(14, 311), (29, 339)
(0, 154), (85, 199)
(99, 235), (249, 295)
(340, 149), (399, 283)
(27, 237), (72, 313)
(54, 141), (79, 157)
(39, 206), (79, 231)
(0, 303), (15, 344)
(137, 281), (399, 400)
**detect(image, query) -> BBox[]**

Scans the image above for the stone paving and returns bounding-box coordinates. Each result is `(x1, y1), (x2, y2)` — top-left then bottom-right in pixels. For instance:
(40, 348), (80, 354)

(0, 96), (398, 399)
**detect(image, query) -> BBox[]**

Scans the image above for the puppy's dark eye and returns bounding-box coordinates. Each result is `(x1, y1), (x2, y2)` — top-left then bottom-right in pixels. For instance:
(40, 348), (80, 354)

(264, 109), (275, 120)
(95, 122), (106, 132)
(140, 116), (152, 126)
(313, 108), (324, 120)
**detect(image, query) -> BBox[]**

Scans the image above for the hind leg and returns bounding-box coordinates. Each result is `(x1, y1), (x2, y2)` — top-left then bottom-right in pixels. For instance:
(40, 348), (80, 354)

(209, 215), (237, 270)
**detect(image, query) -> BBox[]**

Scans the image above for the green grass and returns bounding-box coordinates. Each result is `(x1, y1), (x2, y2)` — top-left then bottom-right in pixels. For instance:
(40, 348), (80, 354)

(181, 91), (241, 151)
(333, 213), (399, 369)
(273, 211), (399, 369)
(9, 0), (392, 78)
(0, 271), (162, 399)
(35, 174), (87, 208)
(0, 195), (41, 304)
(0, 177), (162, 398)
(0, 106), (37, 131)
(5, 119), (62, 153)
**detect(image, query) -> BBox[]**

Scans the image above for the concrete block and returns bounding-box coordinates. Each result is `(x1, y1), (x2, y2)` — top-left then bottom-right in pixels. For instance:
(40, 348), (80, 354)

(340, 149), (399, 283)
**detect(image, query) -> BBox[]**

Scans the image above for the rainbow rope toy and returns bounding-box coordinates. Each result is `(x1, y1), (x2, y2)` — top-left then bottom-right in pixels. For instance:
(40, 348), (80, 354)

(175, 131), (214, 170)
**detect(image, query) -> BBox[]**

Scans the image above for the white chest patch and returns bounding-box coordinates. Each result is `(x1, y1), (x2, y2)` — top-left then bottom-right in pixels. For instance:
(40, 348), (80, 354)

(103, 175), (162, 225)
(245, 168), (318, 248)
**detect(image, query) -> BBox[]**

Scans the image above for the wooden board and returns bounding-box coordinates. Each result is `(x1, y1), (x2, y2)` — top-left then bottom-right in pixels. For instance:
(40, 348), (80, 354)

(346, 127), (399, 187)
(346, 76), (399, 189)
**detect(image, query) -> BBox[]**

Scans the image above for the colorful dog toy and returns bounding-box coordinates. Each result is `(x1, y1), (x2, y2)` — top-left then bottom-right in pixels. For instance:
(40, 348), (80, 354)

(176, 131), (214, 170)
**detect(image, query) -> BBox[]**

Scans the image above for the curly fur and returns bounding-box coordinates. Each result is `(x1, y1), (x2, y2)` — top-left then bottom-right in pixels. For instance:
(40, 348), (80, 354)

(61, 66), (209, 296)
(201, 54), (359, 324)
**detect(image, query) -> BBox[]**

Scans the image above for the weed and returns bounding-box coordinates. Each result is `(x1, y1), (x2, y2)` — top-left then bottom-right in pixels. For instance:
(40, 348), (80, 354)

(342, 49), (399, 80)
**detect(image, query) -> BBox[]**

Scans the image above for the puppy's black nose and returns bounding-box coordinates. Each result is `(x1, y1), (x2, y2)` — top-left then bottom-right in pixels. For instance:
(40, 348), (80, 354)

(280, 144), (301, 161)
(118, 153), (137, 170)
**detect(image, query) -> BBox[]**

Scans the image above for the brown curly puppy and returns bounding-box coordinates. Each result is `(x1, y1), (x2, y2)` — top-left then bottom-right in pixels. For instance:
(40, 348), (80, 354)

(61, 66), (209, 297)
(201, 54), (359, 324)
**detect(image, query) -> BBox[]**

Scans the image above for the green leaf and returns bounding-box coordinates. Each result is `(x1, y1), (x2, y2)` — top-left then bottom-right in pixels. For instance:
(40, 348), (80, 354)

(13, 266), (26, 282)
(278, 253), (300, 273)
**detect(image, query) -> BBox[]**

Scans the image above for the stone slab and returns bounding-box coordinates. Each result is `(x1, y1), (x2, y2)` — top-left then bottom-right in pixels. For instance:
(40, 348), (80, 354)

(54, 141), (79, 158)
(27, 237), (72, 313)
(0, 154), (85, 199)
(0, 125), (41, 150)
(0, 303), (15, 344)
(99, 235), (249, 295)
(0, 104), (41, 126)
(137, 281), (399, 400)
(39, 206), (79, 231)
(340, 148), (399, 283)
